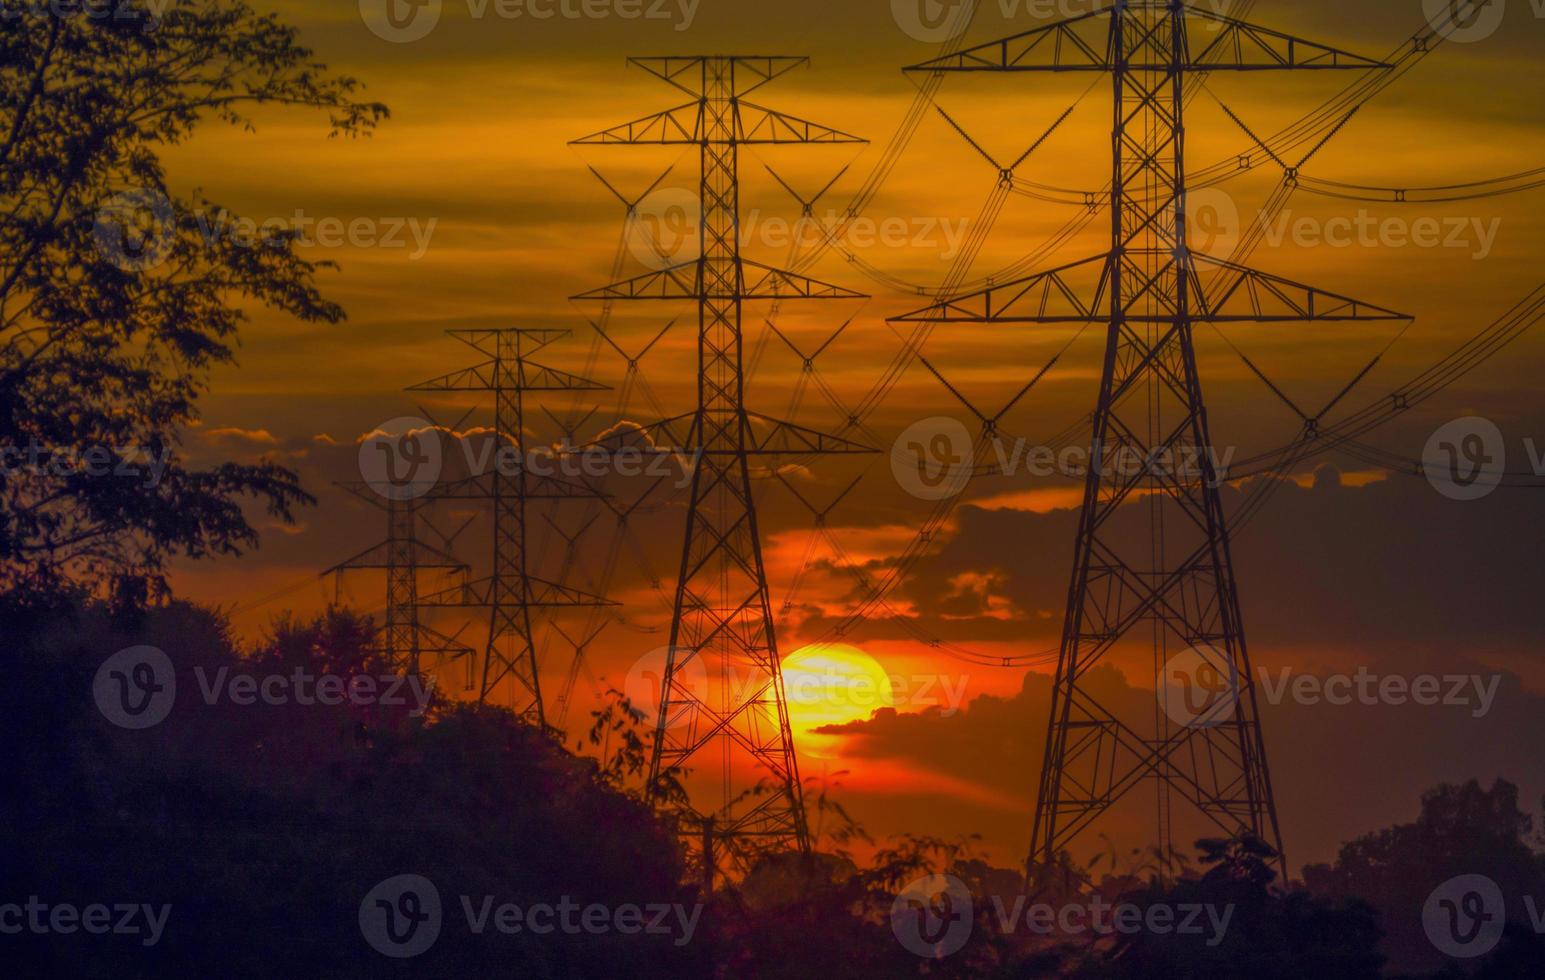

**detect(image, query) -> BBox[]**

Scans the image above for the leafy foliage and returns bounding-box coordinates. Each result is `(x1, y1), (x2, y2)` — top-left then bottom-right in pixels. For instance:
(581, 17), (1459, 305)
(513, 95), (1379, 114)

(0, 0), (387, 601)
(1305, 780), (1545, 976)
(1, 600), (700, 978)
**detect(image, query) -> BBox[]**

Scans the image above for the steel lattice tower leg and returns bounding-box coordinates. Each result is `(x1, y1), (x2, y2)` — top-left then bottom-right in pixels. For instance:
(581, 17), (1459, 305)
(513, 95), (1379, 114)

(892, 1), (1412, 880)
(1031, 6), (1284, 874)
(384, 496), (423, 676)
(667, 57), (808, 855)
(412, 329), (614, 725)
(326, 486), (473, 681)
(484, 332), (543, 713)
(573, 56), (872, 877)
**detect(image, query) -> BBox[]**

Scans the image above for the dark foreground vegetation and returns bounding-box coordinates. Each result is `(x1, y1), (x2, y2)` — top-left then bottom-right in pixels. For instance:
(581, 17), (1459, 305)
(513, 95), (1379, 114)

(4, 597), (1544, 978)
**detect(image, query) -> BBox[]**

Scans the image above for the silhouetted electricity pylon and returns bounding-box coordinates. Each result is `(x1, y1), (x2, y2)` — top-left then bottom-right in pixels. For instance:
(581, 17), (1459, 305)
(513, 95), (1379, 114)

(412, 329), (614, 725)
(573, 56), (871, 874)
(325, 487), (472, 678)
(894, 2), (1411, 878)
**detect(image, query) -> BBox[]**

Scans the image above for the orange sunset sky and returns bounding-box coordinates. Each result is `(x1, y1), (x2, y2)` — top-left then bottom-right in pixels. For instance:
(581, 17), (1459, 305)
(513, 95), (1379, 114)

(158, 0), (1545, 871)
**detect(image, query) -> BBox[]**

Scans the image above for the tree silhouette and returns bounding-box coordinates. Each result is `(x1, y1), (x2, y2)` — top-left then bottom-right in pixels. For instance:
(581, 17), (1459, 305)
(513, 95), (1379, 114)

(1, 599), (704, 978)
(1304, 779), (1545, 976)
(0, 0), (387, 604)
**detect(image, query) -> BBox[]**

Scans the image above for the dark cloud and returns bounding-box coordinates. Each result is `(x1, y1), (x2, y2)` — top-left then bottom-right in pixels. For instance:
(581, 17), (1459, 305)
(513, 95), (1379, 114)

(820, 656), (1545, 872)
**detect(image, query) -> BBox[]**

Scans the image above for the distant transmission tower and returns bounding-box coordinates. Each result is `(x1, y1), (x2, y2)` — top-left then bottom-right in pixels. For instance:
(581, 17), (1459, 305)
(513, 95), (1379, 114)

(573, 57), (871, 872)
(325, 488), (472, 678)
(894, 2), (1409, 877)
(412, 329), (613, 725)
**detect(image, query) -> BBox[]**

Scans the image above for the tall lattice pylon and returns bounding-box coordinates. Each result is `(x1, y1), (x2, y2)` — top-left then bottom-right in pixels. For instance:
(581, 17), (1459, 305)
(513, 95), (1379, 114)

(894, 1), (1411, 877)
(572, 56), (871, 873)
(412, 329), (614, 725)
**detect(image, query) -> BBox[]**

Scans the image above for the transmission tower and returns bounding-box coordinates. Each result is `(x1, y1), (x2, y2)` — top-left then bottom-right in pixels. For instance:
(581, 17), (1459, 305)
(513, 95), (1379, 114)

(572, 56), (871, 873)
(412, 329), (614, 725)
(894, 2), (1410, 877)
(325, 487), (473, 678)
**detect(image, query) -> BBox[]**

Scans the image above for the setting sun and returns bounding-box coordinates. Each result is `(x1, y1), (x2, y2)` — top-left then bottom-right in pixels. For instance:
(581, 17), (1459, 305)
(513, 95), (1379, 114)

(781, 644), (895, 742)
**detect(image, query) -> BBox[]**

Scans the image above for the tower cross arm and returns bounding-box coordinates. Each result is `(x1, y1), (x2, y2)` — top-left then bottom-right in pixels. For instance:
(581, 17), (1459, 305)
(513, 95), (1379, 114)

(572, 261), (867, 302)
(743, 261), (868, 299)
(570, 101), (863, 145)
(890, 253), (1112, 324)
(407, 361), (611, 393)
(322, 539), (467, 576)
(890, 251), (1411, 324)
(406, 361), (497, 392)
(1190, 256), (1413, 322)
(740, 412), (877, 455)
(736, 102), (867, 144)
(625, 56), (811, 97)
(571, 102), (702, 145)
(573, 412), (876, 456)
(572, 262), (701, 301)
(904, 5), (1391, 73)
(447, 328), (569, 356)
(515, 362), (613, 392)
